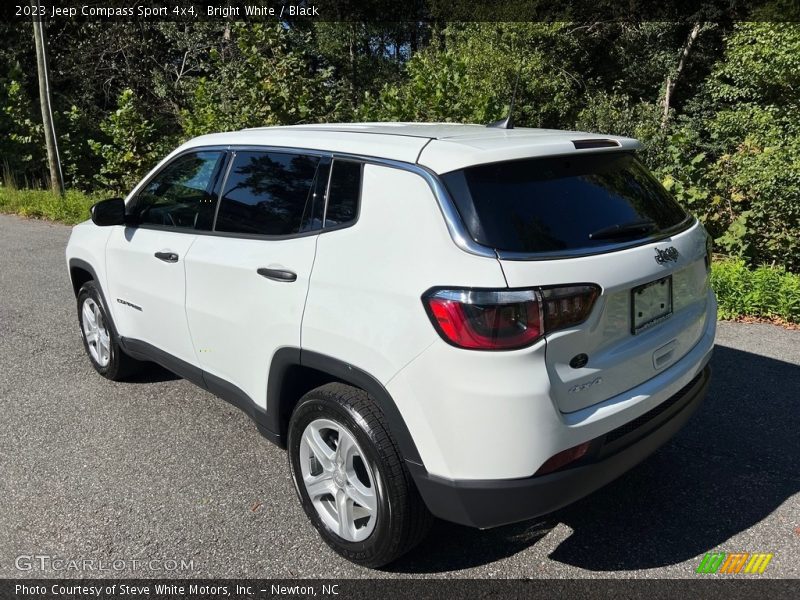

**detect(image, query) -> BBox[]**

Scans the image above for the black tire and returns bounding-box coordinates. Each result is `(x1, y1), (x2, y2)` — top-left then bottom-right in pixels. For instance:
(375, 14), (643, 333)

(288, 383), (432, 568)
(77, 281), (143, 381)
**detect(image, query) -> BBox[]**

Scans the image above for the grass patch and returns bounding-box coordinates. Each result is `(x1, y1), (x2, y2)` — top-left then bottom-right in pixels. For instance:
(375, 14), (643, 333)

(711, 258), (800, 324)
(0, 186), (99, 225)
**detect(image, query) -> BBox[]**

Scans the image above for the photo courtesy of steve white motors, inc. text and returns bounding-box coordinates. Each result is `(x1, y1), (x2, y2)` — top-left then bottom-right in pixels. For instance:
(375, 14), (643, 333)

(18, 3), (321, 18)
(15, 583), (341, 597)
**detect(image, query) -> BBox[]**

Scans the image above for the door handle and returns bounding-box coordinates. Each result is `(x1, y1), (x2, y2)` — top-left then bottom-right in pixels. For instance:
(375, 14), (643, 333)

(257, 267), (297, 282)
(154, 251), (179, 263)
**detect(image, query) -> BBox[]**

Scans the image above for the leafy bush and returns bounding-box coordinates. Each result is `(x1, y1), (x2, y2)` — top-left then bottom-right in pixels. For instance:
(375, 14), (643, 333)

(89, 89), (178, 194)
(573, 92), (668, 169)
(660, 23), (800, 272)
(0, 71), (45, 187)
(711, 258), (800, 323)
(59, 104), (102, 191)
(181, 24), (343, 136)
(358, 23), (581, 127)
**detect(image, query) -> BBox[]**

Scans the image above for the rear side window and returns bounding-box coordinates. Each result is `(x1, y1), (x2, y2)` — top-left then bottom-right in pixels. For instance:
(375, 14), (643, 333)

(131, 151), (224, 230)
(442, 153), (689, 254)
(215, 151), (320, 236)
(324, 160), (362, 228)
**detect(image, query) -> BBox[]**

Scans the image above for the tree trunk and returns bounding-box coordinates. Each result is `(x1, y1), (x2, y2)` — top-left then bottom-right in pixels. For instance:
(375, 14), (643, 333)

(31, 2), (64, 194)
(349, 24), (356, 108)
(661, 22), (702, 130)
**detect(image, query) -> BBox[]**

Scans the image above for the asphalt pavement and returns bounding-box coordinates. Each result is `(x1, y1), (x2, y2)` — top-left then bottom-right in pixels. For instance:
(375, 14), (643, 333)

(0, 213), (797, 579)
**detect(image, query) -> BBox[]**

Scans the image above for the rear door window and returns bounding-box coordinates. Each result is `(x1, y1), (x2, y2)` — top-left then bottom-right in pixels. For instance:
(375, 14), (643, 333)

(215, 151), (320, 236)
(441, 152), (689, 254)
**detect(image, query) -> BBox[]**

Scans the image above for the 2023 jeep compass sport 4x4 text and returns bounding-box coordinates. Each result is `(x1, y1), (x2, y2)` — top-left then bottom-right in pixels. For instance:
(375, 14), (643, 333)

(66, 123), (716, 567)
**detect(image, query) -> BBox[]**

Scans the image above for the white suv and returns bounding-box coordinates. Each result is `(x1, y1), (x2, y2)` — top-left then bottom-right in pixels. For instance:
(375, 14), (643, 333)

(66, 123), (716, 567)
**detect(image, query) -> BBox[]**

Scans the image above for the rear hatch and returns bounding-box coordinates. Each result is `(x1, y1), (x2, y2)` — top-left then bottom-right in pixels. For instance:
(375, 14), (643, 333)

(441, 151), (711, 413)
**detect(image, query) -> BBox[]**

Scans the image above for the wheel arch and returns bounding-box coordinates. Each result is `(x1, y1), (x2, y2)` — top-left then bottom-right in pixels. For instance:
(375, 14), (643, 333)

(267, 348), (423, 465)
(68, 258), (121, 339)
(68, 258), (97, 297)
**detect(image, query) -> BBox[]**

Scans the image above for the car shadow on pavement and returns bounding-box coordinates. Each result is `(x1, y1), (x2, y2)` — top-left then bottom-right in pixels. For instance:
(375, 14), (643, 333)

(388, 343), (800, 574)
(385, 517), (557, 574)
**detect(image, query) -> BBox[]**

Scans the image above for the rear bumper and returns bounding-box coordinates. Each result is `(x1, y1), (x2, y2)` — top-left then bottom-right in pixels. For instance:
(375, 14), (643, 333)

(409, 365), (711, 529)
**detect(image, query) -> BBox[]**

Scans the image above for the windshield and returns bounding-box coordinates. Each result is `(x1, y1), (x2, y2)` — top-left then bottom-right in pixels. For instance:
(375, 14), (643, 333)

(441, 152), (689, 254)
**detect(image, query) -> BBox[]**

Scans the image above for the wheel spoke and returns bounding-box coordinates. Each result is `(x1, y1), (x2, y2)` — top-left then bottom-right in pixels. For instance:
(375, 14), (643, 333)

(82, 302), (95, 329)
(84, 330), (98, 344)
(304, 473), (335, 499)
(99, 330), (110, 352)
(335, 489), (352, 538)
(303, 427), (335, 472)
(345, 477), (377, 514)
(98, 332), (110, 364)
(335, 430), (355, 464)
(351, 505), (372, 520)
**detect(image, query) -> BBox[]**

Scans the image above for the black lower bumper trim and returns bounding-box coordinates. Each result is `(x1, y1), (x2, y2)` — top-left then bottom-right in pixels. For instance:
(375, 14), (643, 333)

(409, 365), (711, 529)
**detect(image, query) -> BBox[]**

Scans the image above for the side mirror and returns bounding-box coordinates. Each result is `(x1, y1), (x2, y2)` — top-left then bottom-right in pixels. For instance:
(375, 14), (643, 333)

(90, 198), (126, 227)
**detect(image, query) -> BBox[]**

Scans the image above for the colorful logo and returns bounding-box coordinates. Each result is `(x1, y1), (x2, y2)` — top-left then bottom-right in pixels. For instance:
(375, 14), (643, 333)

(696, 552), (773, 574)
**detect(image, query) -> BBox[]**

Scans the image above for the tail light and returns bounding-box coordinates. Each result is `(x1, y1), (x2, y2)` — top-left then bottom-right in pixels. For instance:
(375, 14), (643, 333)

(423, 284), (600, 351)
(534, 441), (591, 475)
(540, 286), (600, 332)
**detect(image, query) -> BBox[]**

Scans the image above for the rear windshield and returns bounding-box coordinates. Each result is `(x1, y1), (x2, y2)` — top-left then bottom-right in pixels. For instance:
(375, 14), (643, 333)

(441, 152), (689, 254)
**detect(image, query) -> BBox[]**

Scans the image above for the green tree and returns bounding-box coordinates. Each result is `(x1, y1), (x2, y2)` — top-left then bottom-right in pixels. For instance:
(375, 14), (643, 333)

(181, 23), (344, 136)
(359, 23), (582, 126)
(310, 22), (427, 115)
(664, 23), (800, 270)
(0, 71), (45, 187)
(59, 105), (101, 191)
(89, 89), (176, 193)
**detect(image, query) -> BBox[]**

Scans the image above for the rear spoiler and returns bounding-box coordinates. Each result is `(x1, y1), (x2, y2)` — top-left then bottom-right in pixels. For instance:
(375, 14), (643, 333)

(572, 139), (622, 150)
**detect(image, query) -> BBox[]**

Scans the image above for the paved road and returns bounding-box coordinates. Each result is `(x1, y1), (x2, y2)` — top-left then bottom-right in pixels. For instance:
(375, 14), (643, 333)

(0, 214), (797, 579)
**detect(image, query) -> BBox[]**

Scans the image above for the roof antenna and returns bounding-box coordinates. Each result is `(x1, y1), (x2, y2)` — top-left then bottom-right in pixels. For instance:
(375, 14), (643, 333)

(487, 66), (521, 129)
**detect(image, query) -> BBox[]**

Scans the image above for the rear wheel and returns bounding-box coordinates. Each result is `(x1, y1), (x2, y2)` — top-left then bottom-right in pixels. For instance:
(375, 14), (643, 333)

(288, 383), (432, 567)
(77, 281), (143, 380)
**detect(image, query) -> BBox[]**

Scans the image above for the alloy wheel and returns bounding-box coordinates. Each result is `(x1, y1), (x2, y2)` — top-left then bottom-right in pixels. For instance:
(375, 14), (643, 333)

(299, 418), (378, 542)
(81, 297), (111, 367)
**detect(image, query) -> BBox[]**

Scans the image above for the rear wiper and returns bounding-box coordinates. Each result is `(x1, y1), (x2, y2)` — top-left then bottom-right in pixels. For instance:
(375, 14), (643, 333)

(588, 219), (656, 240)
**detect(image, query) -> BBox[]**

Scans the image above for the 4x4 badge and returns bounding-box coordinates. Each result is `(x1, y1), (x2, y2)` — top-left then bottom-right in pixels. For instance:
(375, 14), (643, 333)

(655, 246), (679, 264)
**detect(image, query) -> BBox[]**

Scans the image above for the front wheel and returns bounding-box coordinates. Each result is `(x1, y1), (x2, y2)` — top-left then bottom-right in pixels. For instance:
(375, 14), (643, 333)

(77, 281), (143, 380)
(287, 383), (432, 567)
